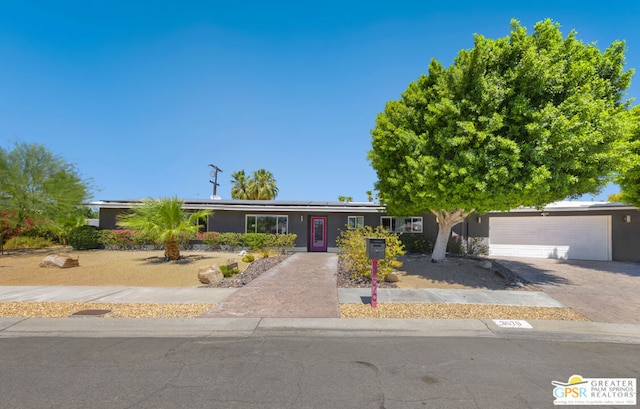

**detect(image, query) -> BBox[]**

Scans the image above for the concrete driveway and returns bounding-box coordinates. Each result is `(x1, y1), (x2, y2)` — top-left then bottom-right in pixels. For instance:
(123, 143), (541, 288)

(495, 257), (640, 324)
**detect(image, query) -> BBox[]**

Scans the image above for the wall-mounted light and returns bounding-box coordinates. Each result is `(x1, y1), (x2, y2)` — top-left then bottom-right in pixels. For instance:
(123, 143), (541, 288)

(300, 215), (304, 222)
(477, 216), (482, 224)
(624, 215), (631, 223)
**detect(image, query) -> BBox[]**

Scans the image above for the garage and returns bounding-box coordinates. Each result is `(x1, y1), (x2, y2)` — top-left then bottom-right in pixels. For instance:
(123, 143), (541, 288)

(489, 215), (612, 261)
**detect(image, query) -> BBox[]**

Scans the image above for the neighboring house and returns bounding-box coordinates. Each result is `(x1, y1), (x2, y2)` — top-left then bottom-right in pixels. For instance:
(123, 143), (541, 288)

(91, 199), (639, 262)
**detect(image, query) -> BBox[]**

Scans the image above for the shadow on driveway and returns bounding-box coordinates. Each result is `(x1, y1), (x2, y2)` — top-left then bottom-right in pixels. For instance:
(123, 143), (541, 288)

(494, 257), (640, 324)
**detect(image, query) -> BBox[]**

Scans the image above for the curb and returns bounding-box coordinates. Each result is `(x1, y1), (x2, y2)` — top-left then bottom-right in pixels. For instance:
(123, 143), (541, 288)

(1, 317), (639, 344)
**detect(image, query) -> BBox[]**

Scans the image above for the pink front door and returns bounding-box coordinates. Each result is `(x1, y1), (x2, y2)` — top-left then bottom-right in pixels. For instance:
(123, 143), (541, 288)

(310, 217), (327, 252)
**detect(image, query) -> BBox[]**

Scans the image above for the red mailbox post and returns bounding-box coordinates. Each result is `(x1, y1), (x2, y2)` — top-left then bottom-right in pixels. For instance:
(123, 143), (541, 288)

(365, 238), (386, 308)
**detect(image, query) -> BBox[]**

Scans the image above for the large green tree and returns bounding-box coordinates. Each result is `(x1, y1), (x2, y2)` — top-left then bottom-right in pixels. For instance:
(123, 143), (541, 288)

(117, 197), (211, 260)
(0, 142), (92, 244)
(369, 19), (633, 261)
(613, 105), (640, 206)
(231, 169), (278, 200)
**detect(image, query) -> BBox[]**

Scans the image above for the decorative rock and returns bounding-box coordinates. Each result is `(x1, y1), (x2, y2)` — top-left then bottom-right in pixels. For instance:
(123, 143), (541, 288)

(198, 265), (224, 285)
(40, 254), (79, 268)
(384, 272), (399, 283)
(238, 250), (248, 256)
(480, 260), (493, 269)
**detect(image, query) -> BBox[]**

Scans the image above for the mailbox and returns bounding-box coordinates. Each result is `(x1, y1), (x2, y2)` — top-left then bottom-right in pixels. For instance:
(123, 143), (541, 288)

(366, 238), (386, 260)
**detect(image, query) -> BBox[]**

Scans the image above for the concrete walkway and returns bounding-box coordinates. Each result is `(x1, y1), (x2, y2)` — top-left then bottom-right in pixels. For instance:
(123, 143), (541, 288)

(338, 288), (565, 307)
(200, 252), (341, 318)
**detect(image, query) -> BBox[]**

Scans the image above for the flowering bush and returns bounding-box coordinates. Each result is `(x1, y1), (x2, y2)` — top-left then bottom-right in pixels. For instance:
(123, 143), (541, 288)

(98, 229), (149, 250)
(336, 226), (405, 280)
(197, 232), (220, 248)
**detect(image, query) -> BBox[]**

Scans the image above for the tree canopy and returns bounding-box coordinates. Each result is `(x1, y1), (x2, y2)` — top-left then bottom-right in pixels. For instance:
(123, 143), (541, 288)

(0, 142), (92, 241)
(613, 105), (640, 206)
(369, 19), (634, 260)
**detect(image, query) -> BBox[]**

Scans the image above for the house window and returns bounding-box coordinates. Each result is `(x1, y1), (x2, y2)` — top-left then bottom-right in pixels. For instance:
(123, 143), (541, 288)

(381, 216), (423, 233)
(347, 216), (364, 229)
(246, 215), (288, 234)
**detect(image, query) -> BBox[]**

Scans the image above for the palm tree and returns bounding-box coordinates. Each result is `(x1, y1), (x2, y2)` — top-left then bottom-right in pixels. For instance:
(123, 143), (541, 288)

(248, 169), (278, 200)
(117, 197), (211, 260)
(230, 170), (251, 199)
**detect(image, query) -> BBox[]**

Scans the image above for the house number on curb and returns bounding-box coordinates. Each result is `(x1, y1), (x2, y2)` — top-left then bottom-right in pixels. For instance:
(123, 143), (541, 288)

(493, 319), (533, 329)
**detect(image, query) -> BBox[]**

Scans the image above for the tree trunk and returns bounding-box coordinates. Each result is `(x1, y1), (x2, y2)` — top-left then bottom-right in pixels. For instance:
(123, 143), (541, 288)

(165, 237), (181, 260)
(430, 209), (472, 262)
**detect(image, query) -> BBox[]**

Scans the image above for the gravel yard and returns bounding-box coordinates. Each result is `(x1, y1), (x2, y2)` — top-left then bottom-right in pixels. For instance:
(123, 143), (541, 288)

(0, 301), (213, 318)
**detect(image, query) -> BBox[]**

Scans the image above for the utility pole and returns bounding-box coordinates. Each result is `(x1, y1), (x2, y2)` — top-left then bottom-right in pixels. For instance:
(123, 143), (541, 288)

(209, 164), (223, 200)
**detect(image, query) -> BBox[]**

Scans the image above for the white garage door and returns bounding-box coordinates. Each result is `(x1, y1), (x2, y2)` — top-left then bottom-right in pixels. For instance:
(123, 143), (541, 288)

(489, 216), (611, 261)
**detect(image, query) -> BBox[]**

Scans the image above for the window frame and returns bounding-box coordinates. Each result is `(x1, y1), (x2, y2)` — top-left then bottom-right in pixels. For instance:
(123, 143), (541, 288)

(245, 214), (289, 234)
(347, 215), (365, 230)
(380, 216), (423, 233)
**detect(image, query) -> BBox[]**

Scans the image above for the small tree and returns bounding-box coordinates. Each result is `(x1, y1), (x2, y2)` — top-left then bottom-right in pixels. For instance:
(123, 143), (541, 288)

(369, 19), (633, 261)
(0, 142), (92, 243)
(336, 226), (405, 280)
(117, 197), (211, 260)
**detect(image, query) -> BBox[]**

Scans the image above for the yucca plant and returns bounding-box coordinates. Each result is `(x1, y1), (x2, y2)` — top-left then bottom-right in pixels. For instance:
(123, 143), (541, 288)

(117, 197), (211, 260)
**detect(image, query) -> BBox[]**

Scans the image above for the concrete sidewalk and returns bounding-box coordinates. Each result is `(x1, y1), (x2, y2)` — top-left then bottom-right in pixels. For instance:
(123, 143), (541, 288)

(0, 285), (236, 304)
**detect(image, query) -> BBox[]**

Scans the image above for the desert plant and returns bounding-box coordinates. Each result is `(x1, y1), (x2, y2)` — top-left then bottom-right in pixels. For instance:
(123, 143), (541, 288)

(68, 225), (100, 250)
(117, 197), (211, 260)
(336, 225), (405, 280)
(219, 263), (239, 277)
(242, 253), (255, 263)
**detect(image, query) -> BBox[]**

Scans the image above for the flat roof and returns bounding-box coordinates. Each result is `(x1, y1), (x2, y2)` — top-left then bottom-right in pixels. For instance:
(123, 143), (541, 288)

(89, 199), (386, 213)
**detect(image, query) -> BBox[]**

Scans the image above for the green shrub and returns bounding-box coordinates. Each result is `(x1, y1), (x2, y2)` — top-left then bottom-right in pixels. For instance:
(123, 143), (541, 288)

(4, 236), (54, 249)
(242, 233), (268, 250)
(219, 263), (239, 277)
(68, 225), (100, 250)
(242, 253), (255, 263)
(218, 232), (243, 248)
(399, 234), (434, 254)
(336, 226), (405, 280)
(97, 229), (149, 250)
(197, 232), (220, 249)
(447, 235), (490, 256)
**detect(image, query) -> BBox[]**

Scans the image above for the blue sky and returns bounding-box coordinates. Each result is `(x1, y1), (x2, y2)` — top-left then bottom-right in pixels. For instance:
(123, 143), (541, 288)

(1, 1), (638, 202)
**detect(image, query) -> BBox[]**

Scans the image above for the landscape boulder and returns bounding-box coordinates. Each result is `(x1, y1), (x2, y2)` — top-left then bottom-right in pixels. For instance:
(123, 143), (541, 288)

(384, 272), (399, 283)
(479, 260), (493, 269)
(198, 265), (224, 285)
(40, 254), (79, 268)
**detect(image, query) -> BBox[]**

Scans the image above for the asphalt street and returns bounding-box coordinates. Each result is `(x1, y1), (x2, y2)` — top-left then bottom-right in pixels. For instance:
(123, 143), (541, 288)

(1, 335), (638, 409)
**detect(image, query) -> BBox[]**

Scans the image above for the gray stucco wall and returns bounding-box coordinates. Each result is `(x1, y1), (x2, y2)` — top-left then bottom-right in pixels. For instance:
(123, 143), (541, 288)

(99, 208), (125, 230)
